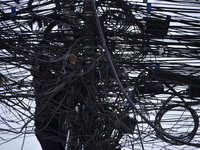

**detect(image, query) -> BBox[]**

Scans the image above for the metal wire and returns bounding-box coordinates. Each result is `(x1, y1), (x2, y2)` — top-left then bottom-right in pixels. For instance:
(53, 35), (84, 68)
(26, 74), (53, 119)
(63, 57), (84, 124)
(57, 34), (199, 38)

(0, 0), (200, 149)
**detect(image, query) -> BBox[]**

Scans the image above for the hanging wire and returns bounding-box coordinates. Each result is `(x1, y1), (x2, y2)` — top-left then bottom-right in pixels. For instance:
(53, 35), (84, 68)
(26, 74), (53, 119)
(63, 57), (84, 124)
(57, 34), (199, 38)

(0, 0), (200, 149)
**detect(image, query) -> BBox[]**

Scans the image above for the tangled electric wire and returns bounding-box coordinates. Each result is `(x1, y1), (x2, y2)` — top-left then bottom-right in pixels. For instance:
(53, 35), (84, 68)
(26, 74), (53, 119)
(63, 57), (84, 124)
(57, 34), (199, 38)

(0, 0), (200, 149)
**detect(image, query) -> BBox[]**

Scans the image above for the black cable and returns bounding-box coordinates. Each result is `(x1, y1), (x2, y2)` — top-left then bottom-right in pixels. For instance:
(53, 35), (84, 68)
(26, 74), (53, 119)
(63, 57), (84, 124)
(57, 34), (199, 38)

(155, 104), (199, 145)
(91, 0), (200, 147)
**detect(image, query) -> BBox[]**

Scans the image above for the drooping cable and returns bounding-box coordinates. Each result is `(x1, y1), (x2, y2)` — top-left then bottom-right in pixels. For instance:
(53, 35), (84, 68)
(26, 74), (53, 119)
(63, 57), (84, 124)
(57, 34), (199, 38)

(91, 0), (200, 147)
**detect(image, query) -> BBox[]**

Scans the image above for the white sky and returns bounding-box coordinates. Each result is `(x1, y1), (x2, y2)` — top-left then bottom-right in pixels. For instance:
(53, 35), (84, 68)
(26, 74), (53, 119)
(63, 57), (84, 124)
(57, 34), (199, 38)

(0, 0), (153, 150)
(1, 135), (42, 150)
(1, 0), (199, 149)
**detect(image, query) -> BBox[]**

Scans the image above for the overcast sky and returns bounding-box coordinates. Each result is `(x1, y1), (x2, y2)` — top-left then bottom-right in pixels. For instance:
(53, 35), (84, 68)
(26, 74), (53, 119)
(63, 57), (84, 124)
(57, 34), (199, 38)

(0, 0), (177, 150)
(0, 0), (153, 150)
(1, 135), (42, 150)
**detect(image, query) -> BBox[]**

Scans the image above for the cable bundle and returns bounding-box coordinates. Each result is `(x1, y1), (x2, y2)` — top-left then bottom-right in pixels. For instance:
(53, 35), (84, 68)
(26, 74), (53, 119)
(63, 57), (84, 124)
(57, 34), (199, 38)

(0, 0), (200, 149)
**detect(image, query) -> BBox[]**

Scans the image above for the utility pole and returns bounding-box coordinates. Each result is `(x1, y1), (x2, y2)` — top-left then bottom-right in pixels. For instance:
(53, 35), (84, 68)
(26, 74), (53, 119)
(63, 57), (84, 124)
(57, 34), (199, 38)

(83, 0), (96, 77)
(81, 1), (98, 149)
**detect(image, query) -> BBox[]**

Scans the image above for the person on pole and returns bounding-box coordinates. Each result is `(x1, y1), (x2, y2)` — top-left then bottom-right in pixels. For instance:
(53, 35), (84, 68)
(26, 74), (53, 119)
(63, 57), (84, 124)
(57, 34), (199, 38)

(31, 54), (77, 150)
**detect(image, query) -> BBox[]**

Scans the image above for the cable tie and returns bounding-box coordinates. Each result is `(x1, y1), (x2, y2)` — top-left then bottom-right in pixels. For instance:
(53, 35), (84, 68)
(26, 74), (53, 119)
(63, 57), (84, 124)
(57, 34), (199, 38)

(11, 7), (17, 17)
(147, 3), (151, 13)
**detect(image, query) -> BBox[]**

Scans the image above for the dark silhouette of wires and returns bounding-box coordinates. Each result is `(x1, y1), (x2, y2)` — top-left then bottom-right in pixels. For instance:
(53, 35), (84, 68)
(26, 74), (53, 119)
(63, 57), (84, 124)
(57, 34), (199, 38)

(0, 0), (200, 149)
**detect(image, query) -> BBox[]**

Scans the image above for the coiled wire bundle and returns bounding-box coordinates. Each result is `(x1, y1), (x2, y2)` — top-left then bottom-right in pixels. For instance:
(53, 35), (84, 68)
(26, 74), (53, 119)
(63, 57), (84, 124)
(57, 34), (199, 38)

(0, 0), (200, 149)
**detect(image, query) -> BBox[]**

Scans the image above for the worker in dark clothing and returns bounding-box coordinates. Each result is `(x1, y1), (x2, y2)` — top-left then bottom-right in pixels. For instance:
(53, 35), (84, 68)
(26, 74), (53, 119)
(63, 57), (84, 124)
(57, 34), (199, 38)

(31, 54), (77, 150)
